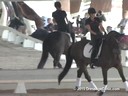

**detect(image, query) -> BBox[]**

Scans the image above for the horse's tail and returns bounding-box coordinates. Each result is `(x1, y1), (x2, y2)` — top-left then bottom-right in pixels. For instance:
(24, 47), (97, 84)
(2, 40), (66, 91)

(37, 43), (49, 69)
(58, 46), (73, 85)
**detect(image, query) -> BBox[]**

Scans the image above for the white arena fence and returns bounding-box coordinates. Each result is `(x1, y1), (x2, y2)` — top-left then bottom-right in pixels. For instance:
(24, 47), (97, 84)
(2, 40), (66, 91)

(0, 25), (43, 51)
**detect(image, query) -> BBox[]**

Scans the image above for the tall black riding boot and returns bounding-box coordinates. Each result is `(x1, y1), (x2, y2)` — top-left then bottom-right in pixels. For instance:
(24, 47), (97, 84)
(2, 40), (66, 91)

(90, 49), (97, 69)
(90, 58), (95, 69)
(70, 32), (75, 43)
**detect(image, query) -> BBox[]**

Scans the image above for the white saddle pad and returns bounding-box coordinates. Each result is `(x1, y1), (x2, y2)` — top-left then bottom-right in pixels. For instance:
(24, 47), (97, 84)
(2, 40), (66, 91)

(83, 43), (93, 58)
(83, 41), (103, 58)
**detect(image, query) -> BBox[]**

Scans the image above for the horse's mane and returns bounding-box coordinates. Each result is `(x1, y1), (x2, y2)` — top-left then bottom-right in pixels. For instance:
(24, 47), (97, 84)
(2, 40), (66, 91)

(107, 31), (123, 38)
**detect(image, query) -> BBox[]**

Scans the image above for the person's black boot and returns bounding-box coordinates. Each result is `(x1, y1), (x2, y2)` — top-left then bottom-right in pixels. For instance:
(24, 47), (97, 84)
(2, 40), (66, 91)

(70, 32), (75, 43)
(90, 57), (96, 69)
(90, 63), (95, 69)
(90, 48), (97, 69)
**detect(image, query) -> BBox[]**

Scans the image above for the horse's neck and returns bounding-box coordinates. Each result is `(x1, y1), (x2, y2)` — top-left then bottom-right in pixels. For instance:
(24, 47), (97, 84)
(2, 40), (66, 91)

(101, 40), (120, 58)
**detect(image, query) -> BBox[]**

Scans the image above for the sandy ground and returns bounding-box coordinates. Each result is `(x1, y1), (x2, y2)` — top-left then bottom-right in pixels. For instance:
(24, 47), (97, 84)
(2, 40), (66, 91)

(0, 89), (128, 96)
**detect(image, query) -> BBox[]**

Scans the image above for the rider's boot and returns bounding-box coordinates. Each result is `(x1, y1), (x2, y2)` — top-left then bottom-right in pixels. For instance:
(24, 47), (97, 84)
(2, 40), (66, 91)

(70, 32), (75, 43)
(90, 60), (95, 69)
(90, 50), (96, 69)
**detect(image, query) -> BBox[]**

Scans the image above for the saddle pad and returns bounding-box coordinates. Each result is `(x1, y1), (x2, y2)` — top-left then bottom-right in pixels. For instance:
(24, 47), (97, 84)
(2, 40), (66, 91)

(83, 41), (103, 58)
(83, 43), (93, 58)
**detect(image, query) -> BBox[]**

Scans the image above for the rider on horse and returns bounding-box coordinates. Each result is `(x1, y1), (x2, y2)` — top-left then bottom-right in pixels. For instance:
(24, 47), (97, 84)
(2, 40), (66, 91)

(52, 1), (75, 43)
(85, 7), (106, 69)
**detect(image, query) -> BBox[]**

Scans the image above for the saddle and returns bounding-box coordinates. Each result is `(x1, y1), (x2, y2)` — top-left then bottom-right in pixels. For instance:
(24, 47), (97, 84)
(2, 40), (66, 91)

(83, 40), (103, 59)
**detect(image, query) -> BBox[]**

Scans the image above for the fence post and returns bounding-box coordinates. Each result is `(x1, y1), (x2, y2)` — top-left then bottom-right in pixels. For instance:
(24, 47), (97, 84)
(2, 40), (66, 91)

(14, 81), (27, 94)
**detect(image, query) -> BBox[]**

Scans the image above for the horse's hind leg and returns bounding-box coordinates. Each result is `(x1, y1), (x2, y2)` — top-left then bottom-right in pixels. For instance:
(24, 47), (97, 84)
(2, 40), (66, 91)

(37, 49), (49, 69)
(53, 60), (62, 68)
(115, 65), (128, 91)
(52, 54), (62, 68)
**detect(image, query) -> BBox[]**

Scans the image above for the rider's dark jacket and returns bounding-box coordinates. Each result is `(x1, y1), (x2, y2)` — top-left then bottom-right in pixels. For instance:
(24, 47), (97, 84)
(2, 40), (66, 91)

(52, 9), (67, 32)
(85, 17), (102, 41)
(85, 17), (103, 62)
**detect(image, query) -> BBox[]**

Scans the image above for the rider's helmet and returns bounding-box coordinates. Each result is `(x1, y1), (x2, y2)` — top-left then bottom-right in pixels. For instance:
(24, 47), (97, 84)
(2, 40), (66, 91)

(88, 7), (96, 14)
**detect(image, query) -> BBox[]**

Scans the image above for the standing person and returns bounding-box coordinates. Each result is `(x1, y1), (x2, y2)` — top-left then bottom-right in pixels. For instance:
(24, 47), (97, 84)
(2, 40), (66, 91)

(80, 13), (89, 35)
(52, 1), (75, 43)
(117, 18), (127, 33)
(76, 15), (81, 28)
(96, 10), (106, 22)
(85, 7), (106, 69)
(117, 11), (128, 34)
(45, 18), (54, 33)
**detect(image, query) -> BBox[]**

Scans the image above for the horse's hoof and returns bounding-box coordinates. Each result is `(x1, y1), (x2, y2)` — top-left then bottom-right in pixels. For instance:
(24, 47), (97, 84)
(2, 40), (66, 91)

(59, 67), (63, 69)
(94, 90), (98, 92)
(74, 86), (81, 91)
(91, 66), (95, 69)
(90, 64), (95, 69)
(97, 91), (104, 96)
(58, 65), (63, 68)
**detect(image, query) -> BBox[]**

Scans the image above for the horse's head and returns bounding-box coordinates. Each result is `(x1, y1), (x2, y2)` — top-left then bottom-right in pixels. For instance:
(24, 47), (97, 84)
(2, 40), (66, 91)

(119, 35), (128, 50)
(106, 31), (128, 50)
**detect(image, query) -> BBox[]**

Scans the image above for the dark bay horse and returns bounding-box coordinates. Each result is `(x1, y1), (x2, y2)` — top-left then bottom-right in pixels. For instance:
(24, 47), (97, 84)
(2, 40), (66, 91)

(30, 28), (49, 41)
(58, 31), (128, 95)
(37, 31), (72, 69)
(37, 21), (74, 69)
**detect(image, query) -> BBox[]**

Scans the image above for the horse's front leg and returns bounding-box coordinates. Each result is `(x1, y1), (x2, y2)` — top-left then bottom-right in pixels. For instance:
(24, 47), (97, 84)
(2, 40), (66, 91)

(115, 65), (128, 91)
(99, 68), (108, 95)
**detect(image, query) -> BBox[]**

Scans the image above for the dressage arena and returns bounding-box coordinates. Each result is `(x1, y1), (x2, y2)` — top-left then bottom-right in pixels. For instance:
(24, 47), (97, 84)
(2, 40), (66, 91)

(0, 38), (128, 95)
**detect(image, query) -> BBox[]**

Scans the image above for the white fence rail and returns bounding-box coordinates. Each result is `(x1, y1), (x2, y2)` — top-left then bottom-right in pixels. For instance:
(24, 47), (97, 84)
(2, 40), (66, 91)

(0, 26), (42, 51)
